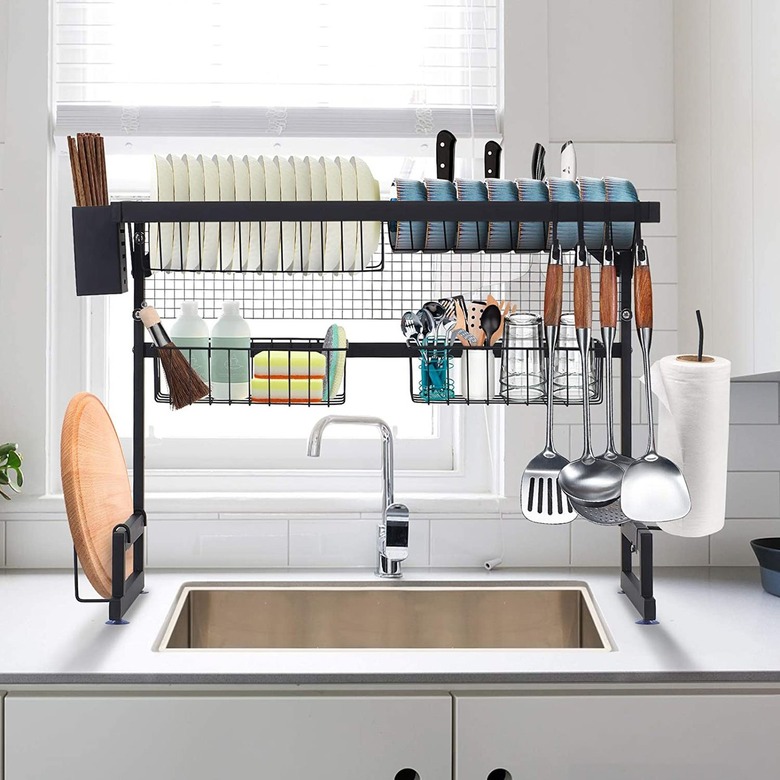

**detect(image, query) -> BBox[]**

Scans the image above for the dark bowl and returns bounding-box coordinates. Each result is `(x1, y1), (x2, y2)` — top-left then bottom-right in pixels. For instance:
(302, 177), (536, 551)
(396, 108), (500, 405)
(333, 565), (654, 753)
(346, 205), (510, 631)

(750, 538), (780, 597)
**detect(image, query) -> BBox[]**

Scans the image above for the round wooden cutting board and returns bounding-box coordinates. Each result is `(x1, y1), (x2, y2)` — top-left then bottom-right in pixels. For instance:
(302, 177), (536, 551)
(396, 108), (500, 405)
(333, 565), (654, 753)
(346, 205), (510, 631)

(61, 392), (133, 599)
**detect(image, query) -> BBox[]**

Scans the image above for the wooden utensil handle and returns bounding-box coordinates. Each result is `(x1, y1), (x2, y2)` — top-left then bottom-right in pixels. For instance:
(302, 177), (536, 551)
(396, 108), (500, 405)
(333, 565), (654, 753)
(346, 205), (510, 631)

(543, 263), (563, 327)
(634, 265), (653, 329)
(599, 264), (617, 328)
(573, 265), (592, 329)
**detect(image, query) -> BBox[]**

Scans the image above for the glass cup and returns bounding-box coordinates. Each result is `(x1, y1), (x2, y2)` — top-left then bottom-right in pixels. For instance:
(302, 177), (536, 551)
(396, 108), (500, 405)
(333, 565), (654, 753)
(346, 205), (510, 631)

(553, 312), (597, 401)
(500, 313), (545, 401)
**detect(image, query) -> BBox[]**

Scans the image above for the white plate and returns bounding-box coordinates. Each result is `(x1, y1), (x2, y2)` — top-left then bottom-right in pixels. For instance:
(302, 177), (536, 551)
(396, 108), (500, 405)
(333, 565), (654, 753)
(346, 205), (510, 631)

(245, 155), (265, 271)
(306, 156), (326, 273)
(261, 155), (281, 272)
(351, 156), (380, 269)
(275, 155), (298, 272)
(336, 156), (358, 272)
(321, 157), (342, 272)
(214, 155), (235, 271)
(152, 155), (174, 271)
(230, 154), (250, 271)
(184, 154), (204, 270)
(167, 154), (190, 269)
(289, 156), (312, 273)
(199, 154), (220, 270)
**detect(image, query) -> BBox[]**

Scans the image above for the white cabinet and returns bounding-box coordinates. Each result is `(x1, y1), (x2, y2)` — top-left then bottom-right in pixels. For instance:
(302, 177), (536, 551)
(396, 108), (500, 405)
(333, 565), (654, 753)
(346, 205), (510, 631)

(4, 694), (451, 780)
(455, 693), (780, 780)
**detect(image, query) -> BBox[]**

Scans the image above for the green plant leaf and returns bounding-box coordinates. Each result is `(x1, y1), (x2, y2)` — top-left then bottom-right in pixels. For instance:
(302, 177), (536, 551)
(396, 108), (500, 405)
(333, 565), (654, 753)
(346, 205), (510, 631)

(12, 467), (23, 487)
(0, 472), (9, 485)
(0, 489), (10, 500)
(0, 443), (17, 458)
(6, 451), (21, 468)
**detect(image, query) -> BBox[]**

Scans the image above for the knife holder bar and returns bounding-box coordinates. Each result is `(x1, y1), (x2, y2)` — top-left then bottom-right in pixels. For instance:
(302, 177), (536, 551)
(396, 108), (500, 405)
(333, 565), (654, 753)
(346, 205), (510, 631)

(72, 510), (146, 624)
(69, 197), (662, 625)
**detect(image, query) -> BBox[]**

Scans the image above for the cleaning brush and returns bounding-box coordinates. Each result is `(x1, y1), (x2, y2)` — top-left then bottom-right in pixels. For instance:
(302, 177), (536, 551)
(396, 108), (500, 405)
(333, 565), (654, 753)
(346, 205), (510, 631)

(138, 306), (209, 409)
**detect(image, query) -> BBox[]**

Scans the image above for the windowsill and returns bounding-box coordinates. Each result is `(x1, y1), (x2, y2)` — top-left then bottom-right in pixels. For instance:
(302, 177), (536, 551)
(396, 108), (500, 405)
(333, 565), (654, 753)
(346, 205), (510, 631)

(0, 491), (513, 518)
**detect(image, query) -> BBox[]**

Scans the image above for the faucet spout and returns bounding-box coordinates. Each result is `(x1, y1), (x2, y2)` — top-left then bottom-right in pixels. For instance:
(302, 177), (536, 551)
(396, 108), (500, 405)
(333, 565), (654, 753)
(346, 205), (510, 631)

(306, 415), (408, 578)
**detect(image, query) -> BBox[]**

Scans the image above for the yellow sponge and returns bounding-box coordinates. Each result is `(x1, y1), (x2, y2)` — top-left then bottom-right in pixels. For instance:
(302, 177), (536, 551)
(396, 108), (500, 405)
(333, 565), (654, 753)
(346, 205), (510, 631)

(253, 350), (326, 378)
(251, 377), (324, 403)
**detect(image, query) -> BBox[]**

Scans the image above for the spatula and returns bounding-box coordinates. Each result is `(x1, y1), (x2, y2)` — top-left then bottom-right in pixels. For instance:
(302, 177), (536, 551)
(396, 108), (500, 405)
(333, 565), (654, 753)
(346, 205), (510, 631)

(520, 241), (576, 524)
(621, 240), (692, 523)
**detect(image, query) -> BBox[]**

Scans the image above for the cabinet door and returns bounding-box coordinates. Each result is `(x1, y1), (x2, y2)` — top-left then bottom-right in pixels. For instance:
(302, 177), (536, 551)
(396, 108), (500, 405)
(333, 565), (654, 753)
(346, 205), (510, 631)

(455, 693), (780, 780)
(5, 694), (450, 780)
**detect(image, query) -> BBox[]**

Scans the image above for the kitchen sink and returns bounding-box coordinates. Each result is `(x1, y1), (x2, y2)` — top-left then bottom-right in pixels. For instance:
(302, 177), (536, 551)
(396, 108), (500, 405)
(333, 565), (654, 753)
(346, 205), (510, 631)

(158, 583), (611, 651)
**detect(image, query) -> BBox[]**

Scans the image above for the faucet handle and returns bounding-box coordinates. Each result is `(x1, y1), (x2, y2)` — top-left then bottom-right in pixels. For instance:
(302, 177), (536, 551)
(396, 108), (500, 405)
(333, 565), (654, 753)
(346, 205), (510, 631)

(379, 503), (410, 562)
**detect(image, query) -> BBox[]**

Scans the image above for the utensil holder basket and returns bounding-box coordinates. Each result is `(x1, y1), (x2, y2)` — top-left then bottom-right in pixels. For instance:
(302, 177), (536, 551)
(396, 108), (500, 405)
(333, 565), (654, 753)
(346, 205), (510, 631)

(409, 341), (604, 406)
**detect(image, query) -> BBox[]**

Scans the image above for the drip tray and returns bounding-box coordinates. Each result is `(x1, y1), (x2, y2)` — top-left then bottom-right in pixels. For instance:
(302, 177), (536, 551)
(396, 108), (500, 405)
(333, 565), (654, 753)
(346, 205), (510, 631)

(157, 583), (611, 651)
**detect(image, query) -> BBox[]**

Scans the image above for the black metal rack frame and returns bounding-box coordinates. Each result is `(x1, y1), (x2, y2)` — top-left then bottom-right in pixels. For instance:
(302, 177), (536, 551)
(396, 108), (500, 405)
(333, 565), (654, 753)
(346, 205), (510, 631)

(71, 198), (661, 624)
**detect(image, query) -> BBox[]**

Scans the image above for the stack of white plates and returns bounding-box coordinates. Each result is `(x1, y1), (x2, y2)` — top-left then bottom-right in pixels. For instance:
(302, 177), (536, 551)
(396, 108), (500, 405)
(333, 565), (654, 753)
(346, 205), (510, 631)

(150, 155), (381, 273)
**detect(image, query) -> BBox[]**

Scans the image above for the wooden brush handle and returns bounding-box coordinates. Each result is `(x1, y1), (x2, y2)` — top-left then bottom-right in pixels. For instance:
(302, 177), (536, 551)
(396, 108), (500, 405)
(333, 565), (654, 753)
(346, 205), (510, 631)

(67, 136), (85, 206)
(543, 263), (563, 327)
(599, 264), (617, 329)
(634, 265), (653, 329)
(573, 265), (592, 330)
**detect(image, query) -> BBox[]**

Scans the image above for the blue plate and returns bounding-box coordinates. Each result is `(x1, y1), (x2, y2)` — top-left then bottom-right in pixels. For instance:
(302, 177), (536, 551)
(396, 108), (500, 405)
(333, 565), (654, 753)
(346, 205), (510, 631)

(547, 178), (579, 251)
(604, 177), (639, 250)
(455, 179), (488, 252)
(486, 179), (519, 252)
(578, 177), (607, 252)
(390, 179), (426, 251)
(516, 178), (548, 252)
(424, 179), (457, 251)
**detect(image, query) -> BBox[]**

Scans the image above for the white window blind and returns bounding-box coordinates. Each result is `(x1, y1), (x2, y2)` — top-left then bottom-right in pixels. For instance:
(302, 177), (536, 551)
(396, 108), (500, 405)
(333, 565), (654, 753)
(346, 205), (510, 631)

(54, 0), (499, 138)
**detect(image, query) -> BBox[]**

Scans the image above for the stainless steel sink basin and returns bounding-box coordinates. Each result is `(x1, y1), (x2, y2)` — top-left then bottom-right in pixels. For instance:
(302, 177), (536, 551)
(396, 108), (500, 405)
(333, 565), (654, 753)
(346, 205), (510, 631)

(158, 583), (611, 651)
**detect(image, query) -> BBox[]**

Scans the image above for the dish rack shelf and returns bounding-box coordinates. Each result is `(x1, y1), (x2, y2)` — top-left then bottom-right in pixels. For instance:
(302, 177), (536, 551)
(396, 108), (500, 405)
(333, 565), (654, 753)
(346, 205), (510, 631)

(69, 197), (662, 625)
(146, 339), (606, 407)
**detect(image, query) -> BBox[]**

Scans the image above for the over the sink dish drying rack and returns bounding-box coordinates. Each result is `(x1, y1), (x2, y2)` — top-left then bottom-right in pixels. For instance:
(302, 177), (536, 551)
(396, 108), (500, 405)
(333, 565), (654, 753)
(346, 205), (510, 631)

(68, 138), (664, 625)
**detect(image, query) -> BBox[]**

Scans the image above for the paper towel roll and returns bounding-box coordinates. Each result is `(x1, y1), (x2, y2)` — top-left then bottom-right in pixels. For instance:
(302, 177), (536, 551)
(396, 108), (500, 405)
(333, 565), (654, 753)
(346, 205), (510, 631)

(650, 354), (731, 537)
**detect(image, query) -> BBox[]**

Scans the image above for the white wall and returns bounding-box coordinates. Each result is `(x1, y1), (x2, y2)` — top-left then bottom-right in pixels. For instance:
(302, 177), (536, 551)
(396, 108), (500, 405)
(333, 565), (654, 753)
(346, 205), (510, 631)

(0, 0), (772, 570)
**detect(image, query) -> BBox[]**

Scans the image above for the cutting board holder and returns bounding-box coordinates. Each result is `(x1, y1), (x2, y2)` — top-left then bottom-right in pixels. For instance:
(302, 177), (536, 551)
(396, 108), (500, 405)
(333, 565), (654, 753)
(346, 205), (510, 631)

(73, 510), (146, 624)
(70, 163), (661, 625)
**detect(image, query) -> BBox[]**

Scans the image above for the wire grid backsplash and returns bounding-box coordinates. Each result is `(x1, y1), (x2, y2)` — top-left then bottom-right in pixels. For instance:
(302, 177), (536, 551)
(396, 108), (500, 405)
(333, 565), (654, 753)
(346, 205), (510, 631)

(145, 241), (604, 326)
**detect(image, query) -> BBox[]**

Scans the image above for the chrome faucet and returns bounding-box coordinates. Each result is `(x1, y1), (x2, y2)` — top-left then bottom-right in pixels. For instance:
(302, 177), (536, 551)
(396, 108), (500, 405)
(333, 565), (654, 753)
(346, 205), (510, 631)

(307, 415), (410, 578)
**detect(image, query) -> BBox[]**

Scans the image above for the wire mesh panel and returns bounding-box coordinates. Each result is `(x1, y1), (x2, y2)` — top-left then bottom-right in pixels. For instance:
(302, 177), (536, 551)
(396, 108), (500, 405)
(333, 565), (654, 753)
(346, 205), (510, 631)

(145, 235), (606, 326)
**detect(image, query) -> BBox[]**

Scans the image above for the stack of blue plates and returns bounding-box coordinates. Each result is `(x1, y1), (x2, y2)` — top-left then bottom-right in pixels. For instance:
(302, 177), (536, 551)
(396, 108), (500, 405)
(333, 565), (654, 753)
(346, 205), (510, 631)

(546, 178), (580, 251)
(424, 178), (457, 251)
(455, 179), (489, 251)
(485, 179), (519, 252)
(604, 177), (639, 250)
(389, 179), (426, 251)
(516, 178), (548, 252)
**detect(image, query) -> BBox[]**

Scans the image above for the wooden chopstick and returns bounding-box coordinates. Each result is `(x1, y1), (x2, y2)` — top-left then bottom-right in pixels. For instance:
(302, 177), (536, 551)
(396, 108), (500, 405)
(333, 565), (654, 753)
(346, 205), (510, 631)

(67, 136), (85, 207)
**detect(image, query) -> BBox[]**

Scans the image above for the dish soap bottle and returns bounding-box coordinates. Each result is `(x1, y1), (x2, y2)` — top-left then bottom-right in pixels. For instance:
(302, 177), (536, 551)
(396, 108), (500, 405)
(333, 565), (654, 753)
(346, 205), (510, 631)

(210, 301), (250, 400)
(169, 301), (210, 387)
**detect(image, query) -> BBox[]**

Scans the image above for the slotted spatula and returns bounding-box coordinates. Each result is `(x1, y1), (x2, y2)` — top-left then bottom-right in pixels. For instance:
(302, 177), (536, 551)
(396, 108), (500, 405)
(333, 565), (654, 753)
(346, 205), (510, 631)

(521, 241), (577, 524)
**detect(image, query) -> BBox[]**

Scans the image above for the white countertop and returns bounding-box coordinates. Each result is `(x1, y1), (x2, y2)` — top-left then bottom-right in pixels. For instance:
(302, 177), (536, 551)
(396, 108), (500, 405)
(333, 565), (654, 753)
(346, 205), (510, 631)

(1, 567), (779, 686)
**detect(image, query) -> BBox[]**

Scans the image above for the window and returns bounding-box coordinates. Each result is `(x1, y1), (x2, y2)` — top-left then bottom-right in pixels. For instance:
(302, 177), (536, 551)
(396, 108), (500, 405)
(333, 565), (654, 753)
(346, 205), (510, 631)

(52, 0), (502, 500)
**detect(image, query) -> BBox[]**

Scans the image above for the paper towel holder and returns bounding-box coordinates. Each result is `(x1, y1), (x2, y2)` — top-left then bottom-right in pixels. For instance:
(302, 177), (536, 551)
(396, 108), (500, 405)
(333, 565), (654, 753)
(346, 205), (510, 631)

(677, 309), (715, 363)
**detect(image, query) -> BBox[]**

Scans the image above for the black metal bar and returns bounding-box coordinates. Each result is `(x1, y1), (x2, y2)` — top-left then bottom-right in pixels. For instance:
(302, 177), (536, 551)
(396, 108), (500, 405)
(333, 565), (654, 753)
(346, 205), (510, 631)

(617, 249), (634, 457)
(620, 522), (657, 623)
(144, 340), (613, 361)
(131, 225), (146, 514)
(113, 200), (662, 224)
(111, 527), (126, 600)
(73, 548), (109, 604)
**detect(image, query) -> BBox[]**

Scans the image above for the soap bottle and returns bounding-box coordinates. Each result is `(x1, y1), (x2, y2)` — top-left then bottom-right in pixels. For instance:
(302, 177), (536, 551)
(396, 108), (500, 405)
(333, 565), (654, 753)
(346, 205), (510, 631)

(210, 301), (250, 400)
(169, 301), (210, 386)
